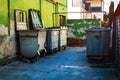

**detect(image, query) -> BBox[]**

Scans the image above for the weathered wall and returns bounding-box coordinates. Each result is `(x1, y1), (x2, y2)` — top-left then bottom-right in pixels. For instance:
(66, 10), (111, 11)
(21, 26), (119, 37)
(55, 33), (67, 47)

(0, 0), (41, 60)
(0, 0), (67, 60)
(67, 19), (101, 39)
(0, 0), (16, 59)
(0, 24), (16, 59)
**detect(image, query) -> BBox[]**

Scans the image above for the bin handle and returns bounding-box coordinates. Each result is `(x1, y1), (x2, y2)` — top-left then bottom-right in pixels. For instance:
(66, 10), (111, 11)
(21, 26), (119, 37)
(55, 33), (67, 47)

(94, 32), (102, 39)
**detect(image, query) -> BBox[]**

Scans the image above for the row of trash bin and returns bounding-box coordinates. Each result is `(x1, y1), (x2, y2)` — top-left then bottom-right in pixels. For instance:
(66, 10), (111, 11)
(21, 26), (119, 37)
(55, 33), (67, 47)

(19, 28), (67, 59)
(46, 27), (67, 52)
(14, 9), (67, 62)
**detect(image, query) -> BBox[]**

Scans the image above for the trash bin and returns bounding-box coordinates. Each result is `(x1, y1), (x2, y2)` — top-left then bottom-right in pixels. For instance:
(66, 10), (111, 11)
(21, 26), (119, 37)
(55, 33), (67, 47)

(19, 31), (39, 59)
(28, 9), (47, 56)
(58, 27), (67, 49)
(19, 30), (47, 59)
(37, 29), (47, 56)
(46, 28), (59, 52)
(85, 28), (111, 59)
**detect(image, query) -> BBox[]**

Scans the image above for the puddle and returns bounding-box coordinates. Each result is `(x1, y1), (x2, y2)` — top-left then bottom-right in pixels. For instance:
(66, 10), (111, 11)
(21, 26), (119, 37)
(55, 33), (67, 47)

(56, 65), (89, 69)
(56, 64), (115, 69)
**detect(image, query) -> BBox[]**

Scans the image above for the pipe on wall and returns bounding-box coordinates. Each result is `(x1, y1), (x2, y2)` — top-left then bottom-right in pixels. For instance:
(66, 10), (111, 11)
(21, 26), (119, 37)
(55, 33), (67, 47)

(39, 0), (41, 15)
(8, 0), (10, 35)
(45, 0), (56, 4)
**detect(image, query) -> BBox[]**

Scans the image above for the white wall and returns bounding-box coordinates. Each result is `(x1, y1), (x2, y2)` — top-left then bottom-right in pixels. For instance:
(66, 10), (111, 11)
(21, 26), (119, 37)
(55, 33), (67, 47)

(67, 0), (85, 19)
(67, 0), (104, 20)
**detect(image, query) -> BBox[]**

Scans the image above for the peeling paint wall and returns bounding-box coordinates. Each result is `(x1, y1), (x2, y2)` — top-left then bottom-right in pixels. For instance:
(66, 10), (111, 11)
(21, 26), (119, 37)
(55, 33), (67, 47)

(67, 19), (101, 39)
(0, 0), (67, 60)
(0, 23), (16, 59)
(0, 0), (16, 59)
(0, 0), (43, 59)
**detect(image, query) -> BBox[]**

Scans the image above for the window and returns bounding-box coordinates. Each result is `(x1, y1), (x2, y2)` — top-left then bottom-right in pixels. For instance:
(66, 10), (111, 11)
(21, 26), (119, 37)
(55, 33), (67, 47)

(72, 0), (81, 7)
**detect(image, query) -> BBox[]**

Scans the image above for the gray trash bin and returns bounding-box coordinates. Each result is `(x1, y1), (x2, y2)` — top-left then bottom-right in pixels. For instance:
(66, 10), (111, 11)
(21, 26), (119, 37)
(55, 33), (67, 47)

(19, 30), (47, 58)
(37, 29), (47, 56)
(46, 28), (59, 52)
(19, 31), (39, 59)
(58, 27), (67, 49)
(85, 28), (111, 59)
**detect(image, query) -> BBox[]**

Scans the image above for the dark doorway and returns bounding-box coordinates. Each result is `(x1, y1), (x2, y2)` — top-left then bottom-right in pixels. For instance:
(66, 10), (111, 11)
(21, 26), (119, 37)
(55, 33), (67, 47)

(59, 15), (66, 26)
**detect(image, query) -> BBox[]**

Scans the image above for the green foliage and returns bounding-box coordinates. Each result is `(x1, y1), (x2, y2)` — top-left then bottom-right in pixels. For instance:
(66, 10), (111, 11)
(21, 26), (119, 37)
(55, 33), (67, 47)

(67, 19), (100, 39)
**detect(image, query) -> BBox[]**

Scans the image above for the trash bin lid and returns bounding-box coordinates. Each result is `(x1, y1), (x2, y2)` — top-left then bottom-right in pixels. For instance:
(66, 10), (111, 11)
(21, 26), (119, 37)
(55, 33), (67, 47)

(85, 27), (111, 32)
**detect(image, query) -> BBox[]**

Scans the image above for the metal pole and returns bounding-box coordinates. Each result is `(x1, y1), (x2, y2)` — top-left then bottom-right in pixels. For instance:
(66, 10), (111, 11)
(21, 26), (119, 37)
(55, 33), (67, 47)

(8, 0), (10, 35)
(52, 13), (54, 27)
(40, 0), (41, 15)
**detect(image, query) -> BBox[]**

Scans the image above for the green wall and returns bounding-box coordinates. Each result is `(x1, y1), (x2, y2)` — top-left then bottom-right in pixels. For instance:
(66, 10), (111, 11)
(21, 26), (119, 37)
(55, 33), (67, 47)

(41, 0), (67, 27)
(0, 0), (67, 60)
(54, 0), (67, 26)
(10, 0), (40, 20)
(41, 0), (55, 27)
(0, 0), (8, 27)
(0, 0), (67, 28)
(55, 0), (67, 6)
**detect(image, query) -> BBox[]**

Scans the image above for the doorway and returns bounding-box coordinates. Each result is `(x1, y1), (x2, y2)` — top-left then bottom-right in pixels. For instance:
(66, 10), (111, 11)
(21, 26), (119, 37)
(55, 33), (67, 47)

(59, 15), (66, 26)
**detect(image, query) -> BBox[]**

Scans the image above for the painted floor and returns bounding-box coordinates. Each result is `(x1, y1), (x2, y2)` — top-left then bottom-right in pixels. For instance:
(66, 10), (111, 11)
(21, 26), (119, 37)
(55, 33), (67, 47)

(0, 47), (119, 80)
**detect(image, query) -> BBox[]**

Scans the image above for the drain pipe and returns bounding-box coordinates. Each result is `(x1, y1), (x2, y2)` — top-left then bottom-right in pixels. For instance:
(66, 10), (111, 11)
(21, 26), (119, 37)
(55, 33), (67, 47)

(39, 0), (41, 15)
(8, 0), (10, 35)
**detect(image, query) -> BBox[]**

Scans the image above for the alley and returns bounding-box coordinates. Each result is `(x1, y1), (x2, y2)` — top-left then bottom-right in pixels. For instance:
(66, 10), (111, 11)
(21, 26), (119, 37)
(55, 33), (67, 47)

(0, 47), (118, 80)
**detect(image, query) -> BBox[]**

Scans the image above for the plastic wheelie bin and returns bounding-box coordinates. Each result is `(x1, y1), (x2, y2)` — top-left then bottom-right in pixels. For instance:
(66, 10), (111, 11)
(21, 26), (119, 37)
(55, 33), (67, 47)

(58, 27), (67, 50)
(46, 28), (59, 53)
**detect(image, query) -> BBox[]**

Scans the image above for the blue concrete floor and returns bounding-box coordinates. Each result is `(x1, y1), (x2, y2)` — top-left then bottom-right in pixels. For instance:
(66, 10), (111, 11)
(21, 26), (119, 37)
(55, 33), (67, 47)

(0, 47), (119, 80)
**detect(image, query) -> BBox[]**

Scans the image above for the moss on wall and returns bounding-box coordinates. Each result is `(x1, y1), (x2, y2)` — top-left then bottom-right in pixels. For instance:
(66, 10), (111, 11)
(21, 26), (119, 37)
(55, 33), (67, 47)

(0, 0), (8, 27)
(67, 19), (101, 39)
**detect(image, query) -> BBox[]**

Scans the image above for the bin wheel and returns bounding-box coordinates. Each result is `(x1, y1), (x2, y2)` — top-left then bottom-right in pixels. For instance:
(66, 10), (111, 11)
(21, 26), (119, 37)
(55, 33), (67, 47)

(30, 59), (35, 63)
(40, 50), (46, 57)
(87, 56), (94, 63)
(64, 46), (66, 50)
